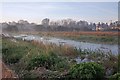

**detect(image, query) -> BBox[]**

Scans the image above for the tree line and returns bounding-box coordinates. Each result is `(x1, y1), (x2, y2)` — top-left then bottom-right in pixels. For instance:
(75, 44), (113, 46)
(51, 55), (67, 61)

(1, 19), (120, 32)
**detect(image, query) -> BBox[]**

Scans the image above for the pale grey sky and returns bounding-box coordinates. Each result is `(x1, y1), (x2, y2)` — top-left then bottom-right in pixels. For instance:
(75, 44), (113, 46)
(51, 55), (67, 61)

(0, 1), (118, 24)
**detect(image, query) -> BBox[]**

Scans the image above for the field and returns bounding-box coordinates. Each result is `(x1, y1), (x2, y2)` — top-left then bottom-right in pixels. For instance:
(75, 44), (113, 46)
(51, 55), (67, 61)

(2, 35), (119, 79)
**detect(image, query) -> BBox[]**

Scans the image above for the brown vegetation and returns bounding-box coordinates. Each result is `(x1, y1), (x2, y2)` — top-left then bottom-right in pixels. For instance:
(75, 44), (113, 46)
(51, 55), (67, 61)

(2, 61), (18, 78)
(38, 31), (120, 36)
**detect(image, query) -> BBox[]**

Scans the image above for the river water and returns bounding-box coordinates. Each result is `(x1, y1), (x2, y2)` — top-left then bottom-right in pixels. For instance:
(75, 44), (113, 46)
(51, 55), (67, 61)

(14, 35), (119, 55)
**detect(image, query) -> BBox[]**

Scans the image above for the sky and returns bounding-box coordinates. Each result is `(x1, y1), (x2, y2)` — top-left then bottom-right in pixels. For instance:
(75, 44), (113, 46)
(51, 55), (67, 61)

(0, 0), (119, 2)
(0, 2), (118, 24)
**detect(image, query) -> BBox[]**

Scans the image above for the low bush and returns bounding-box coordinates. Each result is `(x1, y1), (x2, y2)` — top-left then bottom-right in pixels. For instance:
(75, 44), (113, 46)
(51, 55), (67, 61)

(2, 43), (27, 64)
(109, 73), (120, 80)
(27, 51), (70, 71)
(68, 62), (105, 80)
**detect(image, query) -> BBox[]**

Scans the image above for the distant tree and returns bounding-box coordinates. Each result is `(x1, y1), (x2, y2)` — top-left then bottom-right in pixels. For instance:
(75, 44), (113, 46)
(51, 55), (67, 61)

(42, 18), (50, 27)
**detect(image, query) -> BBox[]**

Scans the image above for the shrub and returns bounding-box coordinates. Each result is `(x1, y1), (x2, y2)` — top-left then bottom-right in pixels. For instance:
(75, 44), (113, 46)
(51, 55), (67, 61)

(27, 52), (69, 71)
(2, 39), (30, 64)
(27, 54), (49, 70)
(109, 73), (120, 80)
(2, 46), (27, 64)
(68, 62), (105, 80)
(52, 58), (70, 71)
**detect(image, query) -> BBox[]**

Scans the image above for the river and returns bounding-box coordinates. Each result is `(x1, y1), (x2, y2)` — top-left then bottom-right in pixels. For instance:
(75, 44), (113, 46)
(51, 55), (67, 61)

(13, 34), (119, 55)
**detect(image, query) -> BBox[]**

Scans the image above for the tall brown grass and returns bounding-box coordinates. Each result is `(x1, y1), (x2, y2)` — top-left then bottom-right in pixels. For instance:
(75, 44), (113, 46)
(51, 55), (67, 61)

(31, 40), (78, 56)
(38, 31), (120, 37)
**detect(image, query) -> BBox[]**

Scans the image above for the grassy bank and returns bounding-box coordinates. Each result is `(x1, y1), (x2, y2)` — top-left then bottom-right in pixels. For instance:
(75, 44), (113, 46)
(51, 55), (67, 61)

(38, 31), (119, 44)
(2, 37), (119, 78)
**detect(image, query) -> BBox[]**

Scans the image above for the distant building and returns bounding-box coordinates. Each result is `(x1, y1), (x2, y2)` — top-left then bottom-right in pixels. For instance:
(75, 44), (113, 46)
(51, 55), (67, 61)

(96, 26), (104, 31)
(96, 22), (103, 31)
(109, 21), (120, 30)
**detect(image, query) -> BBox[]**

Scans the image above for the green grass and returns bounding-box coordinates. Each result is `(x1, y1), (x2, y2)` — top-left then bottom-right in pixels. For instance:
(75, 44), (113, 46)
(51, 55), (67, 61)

(55, 35), (118, 44)
(38, 32), (118, 44)
(2, 37), (119, 78)
(2, 38), (72, 78)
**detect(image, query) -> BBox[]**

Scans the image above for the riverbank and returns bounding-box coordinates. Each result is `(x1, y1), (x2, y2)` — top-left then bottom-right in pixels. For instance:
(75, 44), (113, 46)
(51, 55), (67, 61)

(37, 31), (119, 44)
(9, 33), (118, 55)
(2, 37), (119, 78)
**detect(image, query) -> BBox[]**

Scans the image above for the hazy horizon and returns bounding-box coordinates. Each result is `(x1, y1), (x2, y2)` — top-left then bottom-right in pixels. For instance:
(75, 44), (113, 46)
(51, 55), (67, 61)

(1, 2), (118, 24)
